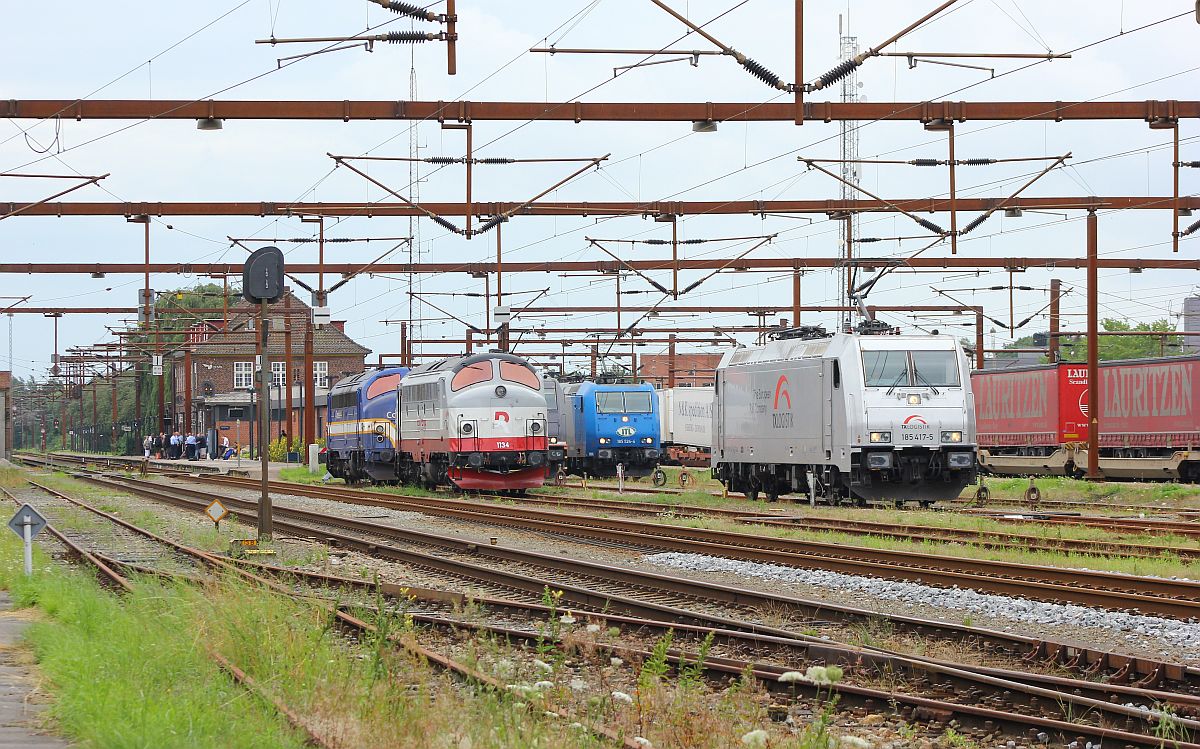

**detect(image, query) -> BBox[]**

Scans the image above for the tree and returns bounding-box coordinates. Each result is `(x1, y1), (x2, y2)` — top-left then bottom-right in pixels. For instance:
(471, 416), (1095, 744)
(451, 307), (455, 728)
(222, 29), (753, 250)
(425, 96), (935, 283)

(1058, 319), (1184, 362)
(996, 319), (1185, 363)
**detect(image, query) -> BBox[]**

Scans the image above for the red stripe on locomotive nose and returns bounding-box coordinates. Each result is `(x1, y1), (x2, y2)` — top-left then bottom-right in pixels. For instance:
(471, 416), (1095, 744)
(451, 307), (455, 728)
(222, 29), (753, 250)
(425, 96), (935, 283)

(448, 436), (548, 452)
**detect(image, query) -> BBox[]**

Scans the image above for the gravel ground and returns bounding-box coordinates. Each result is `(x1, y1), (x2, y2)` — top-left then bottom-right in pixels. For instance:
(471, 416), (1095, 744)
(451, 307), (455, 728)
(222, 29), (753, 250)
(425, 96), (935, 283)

(647, 551), (1200, 662)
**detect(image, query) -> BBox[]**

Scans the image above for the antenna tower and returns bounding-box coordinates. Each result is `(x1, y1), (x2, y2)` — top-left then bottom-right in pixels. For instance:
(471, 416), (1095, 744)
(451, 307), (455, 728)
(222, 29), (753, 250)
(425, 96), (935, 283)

(838, 14), (861, 331)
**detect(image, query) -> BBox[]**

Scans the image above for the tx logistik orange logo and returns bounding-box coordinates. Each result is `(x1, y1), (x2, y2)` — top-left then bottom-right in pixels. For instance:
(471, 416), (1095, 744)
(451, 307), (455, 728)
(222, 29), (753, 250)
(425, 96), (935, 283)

(773, 375), (792, 410)
(771, 375), (793, 429)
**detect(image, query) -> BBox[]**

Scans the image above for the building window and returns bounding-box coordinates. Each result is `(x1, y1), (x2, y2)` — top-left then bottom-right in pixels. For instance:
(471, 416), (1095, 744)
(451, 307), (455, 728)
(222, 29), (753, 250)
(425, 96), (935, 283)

(314, 361), (328, 388)
(228, 407), (244, 419)
(272, 361), (287, 388)
(233, 361), (253, 389)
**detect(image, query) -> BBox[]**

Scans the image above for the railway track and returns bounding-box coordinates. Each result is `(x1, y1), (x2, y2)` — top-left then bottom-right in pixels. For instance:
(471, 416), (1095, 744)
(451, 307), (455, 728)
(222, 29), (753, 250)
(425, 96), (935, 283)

(10, 469), (1200, 747)
(42, 463), (1198, 687)
(194, 473), (1200, 621)
(24, 452), (1200, 564)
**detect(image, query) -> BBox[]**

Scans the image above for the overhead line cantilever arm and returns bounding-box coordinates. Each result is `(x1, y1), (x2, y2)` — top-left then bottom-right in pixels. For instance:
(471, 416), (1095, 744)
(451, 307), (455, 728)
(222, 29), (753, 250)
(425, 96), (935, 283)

(587, 239), (670, 294)
(807, 0), (958, 91)
(330, 154), (463, 234)
(0, 173), (109, 220)
(648, 0), (792, 91)
(801, 158), (948, 236)
(957, 153), (1071, 235)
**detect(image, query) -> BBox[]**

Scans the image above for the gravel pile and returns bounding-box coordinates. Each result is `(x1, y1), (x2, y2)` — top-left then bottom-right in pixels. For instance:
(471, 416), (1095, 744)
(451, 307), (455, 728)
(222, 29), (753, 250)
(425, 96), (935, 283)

(646, 552), (1200, 653)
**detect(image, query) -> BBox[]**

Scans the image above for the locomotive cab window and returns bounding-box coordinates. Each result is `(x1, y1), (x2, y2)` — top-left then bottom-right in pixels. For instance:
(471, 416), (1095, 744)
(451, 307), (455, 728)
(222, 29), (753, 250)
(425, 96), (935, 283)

(910, 351), (961, 387)
(862, 351), (909, 388)
(499, 360), (541, 390)
(832, 361), (841, 389)
(451, 361), (493, 391)
(623, 392), (653, 413)
(595, 392), (625, 414)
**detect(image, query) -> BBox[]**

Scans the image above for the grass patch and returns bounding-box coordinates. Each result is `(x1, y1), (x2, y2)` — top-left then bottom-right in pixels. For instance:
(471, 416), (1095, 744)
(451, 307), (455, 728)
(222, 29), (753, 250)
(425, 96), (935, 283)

(277, 466), (329, 485)
(0, 533), (856, 747)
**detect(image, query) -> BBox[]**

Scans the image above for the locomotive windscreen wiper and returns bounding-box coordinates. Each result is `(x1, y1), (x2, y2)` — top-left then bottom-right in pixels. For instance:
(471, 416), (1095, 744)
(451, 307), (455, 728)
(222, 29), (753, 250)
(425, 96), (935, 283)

(913, 368), (940, 395)
(885, 368), (909, 396)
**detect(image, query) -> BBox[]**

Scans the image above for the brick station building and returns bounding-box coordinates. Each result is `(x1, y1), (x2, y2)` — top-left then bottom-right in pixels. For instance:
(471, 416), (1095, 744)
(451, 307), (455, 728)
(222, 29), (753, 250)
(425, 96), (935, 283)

(639, 352), (721, 388)
(170, 291), (370, 448)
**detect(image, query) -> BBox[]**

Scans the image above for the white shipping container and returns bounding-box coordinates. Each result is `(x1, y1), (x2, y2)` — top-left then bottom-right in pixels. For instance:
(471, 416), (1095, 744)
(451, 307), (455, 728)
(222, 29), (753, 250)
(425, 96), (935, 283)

(659, 387), (715, 449)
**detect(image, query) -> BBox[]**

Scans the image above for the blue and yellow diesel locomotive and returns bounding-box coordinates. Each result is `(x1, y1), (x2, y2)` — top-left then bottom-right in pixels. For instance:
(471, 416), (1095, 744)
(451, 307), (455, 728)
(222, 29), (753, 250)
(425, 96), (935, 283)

(326, 366), (410, 484)
(546, 380), (661, 478)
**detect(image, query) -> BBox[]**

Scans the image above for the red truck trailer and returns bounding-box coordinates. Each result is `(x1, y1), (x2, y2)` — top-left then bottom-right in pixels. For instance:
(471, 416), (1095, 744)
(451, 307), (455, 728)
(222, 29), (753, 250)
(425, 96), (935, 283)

(972, 356), (1200, 481)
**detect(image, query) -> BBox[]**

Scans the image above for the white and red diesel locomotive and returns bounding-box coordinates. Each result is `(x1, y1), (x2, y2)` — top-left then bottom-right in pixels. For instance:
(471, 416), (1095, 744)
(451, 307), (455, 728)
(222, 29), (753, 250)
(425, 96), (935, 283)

(327, 352), (550, 491)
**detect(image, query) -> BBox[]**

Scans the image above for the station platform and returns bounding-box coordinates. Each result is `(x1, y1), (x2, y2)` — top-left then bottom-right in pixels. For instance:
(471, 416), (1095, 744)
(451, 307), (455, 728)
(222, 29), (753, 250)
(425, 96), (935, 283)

(0, 593), (69, 748)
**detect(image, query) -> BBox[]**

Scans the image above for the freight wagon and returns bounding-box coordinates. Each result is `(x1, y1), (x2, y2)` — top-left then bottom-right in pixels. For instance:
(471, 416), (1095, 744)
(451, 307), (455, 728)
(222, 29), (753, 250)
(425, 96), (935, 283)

(657, 386), (713, 467)
(972, 355), (1200, 481)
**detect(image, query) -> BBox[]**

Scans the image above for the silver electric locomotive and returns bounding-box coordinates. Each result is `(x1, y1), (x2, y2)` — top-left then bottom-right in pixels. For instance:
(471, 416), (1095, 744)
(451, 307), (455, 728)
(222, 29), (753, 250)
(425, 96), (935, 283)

(711, 325), (977, 504)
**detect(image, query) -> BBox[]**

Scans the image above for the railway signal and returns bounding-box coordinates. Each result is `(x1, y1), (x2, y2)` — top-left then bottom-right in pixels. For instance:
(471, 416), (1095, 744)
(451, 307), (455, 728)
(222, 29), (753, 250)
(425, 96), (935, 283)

(243, 247), (285, 542)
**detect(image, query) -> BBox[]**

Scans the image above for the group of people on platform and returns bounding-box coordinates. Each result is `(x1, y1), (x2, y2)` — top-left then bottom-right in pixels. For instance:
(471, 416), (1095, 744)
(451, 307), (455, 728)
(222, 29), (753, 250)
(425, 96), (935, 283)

(142, 432), (236, 461)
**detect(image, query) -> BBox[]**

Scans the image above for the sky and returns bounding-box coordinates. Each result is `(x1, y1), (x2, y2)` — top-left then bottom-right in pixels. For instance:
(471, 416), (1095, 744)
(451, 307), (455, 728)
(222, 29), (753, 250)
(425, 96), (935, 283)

(1, 0), (1198, 379)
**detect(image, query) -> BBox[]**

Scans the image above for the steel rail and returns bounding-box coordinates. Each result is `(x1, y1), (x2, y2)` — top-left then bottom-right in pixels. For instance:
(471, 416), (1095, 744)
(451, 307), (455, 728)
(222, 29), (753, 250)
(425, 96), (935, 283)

(0, 486), (336, 749)
(192, 476), (1200, 620)
(73, 470), (1196, 685)
(16, 477), (1197, 745)
(14, 480), (631, 749)
(202, 473), (1200, 561)
(20, 454), (1199, 685)
(30, 470), (1200, 724)
(37, 455), (1200, 559)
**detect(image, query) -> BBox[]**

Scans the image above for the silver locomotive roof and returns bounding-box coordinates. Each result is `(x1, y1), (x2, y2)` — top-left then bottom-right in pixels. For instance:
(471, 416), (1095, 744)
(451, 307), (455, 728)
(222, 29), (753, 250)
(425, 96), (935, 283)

(720, 332), (960, 368)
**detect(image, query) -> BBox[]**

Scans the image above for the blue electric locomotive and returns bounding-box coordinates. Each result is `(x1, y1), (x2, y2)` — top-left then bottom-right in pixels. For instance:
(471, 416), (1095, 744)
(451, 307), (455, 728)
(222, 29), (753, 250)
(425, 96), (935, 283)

(548, 380), (661, 478)
(326, 366), (409, 483)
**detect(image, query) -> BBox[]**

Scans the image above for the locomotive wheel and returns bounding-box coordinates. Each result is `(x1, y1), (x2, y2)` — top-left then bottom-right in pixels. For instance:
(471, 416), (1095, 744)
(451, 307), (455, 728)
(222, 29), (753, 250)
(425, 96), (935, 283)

(651, 468), (667, 487)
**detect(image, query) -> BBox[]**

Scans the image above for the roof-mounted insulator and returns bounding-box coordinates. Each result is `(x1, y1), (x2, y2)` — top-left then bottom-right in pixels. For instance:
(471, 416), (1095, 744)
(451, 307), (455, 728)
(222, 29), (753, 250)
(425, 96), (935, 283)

(808, 58), (861, 91)
(740, 56), (788, 90)
(383, 31), (442, 44)
(1179, 161), (1200, 168)
(960, 158), (997, 166)
(1182, 217), (1200, 237)
(909, 158), (941, 167)
(855, 237), (884, 243)
(914, 217), (945, 234)
(958, 213), (991, 236)
(429, 214), (462, 233)
(372, 0), (437, 22)
(476, 158), (516, 165)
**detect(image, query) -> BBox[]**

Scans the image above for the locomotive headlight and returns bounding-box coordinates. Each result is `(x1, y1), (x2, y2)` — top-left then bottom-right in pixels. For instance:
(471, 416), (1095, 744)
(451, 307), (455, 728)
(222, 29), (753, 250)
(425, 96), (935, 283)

(621, 415), (630, 423)
(494, 385), (507, 398)
(940, 430), (963, 443)
(948, 451), (974, 468)
(549, 436), (558, 444)
(530, 421), (542, 433)
(869, 431), (892, 443)
(599, 437), (611, 445)
(642, 437), (654, 444)
(907, 394), (922, 406)
(374, 424), (386, 435)
(460, 422), (474, 434)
